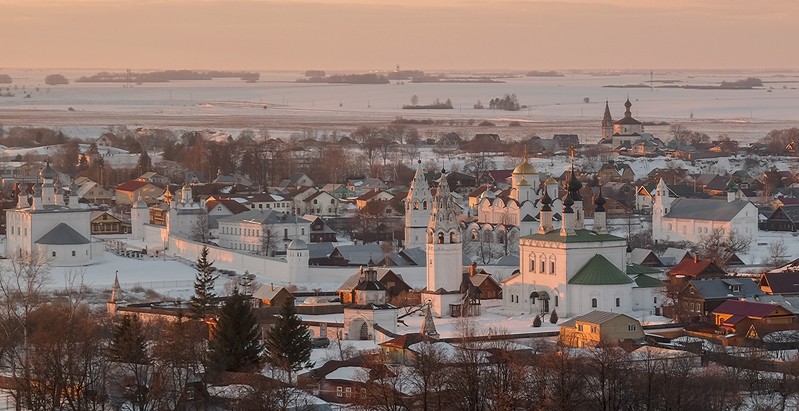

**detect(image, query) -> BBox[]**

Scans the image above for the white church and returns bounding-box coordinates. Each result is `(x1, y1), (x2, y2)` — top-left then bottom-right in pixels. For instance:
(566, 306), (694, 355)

(5, 162), (104, 266)
(501, 167), (663, 318)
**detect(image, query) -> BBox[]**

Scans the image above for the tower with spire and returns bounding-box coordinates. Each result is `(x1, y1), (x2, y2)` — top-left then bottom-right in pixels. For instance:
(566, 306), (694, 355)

(405, 159), (433, 249)
(422, 167), (466, 317)
(601, 101), (614, 141)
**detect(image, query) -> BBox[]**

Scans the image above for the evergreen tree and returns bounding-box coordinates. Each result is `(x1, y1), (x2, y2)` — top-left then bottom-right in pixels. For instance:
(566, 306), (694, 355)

(264, 298), (312, 383)
(208, 289), (264, 372)
(190, 246), (218, 317)
(549, 310), (559, 324)
(533, 315), (542, 328)
(137, 149), (151, 174)
(110, 314), (148, 364)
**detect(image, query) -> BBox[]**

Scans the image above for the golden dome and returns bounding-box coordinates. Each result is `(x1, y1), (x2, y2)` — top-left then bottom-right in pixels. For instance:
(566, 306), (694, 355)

(512, 161), (538, 175)
(517, 178), (531, 187)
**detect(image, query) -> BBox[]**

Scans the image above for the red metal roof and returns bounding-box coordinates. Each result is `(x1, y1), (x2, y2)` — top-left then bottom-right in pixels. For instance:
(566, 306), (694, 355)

(713, 300), (786, 318)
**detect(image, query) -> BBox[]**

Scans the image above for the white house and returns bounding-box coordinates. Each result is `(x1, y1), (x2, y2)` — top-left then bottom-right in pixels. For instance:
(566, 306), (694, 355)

(652, 178), (758, 244)
(217, 209), (311, 254)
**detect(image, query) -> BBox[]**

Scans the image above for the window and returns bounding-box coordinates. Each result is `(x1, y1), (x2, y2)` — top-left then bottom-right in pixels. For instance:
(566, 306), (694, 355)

(71, 250), (76, 257)
(450, 232), (457, 243)
(550, 260), (555, 274)
(615, 298), (620, 307)
(654, 297), (658, 304)
(301, 228), (305, 235)
(423, 201), (428, 210)
(529, 256), (535, 272)
(555, 295), (559, 307)
(337, 387), (343, 398)
(52, 251), (57, 257)
(345, 387), (352, 398)
(438, 232), (444, 244)
(540, 260), (545, 273)
(577, 324), (583, 332)
(628, 324), (637, 331)
(590, 325), (597, 333)
(284, 228), (289, 239)
(591, 298), (598, 308)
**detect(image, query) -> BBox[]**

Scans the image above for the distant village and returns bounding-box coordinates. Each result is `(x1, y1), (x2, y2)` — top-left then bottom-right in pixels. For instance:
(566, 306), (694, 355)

(3, 99), (799, 409)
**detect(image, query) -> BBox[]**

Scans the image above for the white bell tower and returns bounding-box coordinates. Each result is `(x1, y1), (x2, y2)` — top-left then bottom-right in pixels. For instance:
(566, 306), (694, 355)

(405, 159), (433, 249)
(422, 168), (465, 317)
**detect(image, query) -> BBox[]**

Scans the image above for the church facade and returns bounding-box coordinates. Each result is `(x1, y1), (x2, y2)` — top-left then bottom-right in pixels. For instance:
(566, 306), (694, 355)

(5, 162), (103, 267)
(502, 168), (662, 318)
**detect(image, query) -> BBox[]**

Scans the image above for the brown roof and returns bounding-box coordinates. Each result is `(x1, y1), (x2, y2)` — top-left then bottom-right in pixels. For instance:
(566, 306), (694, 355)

(669, 258), (725, 279)
(356, 189), (388, 201)
(115, 180), (150, 192)
(206, 199), (249, 214)
(379, 333), (435, 350)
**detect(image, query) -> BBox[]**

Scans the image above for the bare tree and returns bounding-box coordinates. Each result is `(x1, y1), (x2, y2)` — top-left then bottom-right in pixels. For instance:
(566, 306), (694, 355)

(191, 212), (210, 243)
(763, 237), (789, 269)
(260, 224), (278, 257)
(697, 228), (751, 267)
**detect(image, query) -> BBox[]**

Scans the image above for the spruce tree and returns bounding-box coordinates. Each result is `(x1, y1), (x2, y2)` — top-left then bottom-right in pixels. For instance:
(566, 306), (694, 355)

(533, 315), (542, 328)
(110, 314), (148, 364)
(549, 309), (559, 324)
(191, 246), (218, 317)
(208, 289), (264, 372)
(265, 298), (312, 383)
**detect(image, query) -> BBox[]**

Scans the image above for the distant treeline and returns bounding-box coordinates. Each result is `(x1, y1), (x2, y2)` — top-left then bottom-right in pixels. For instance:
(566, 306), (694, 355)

(411, 76), (502, 84)
(526, 70), (564, 77)
(296, 73), (390, 84)
(76, 70), (260, 83)
(605, 77), (764, 90)
(0, 74), (11, 84)
(45, 74), (69, 86)
(403, 98), (453, 110)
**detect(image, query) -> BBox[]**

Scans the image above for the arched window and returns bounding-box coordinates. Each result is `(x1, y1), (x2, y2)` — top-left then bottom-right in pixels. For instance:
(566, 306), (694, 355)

(438, 232), (444, 244)
(529, 255), (535, 272)
(550, 257), (555, 274)
(591, 298), (598, 308)
(540, 257), (545, 273)
(423, 201), (428, 210)
(450, 232), (456, 243)
(555, 295), (559, 307)
(413, 201), (419, 210)
(615, 297), (620, 307)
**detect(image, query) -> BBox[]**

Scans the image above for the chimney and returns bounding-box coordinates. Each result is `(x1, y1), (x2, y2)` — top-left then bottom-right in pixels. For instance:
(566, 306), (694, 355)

(694, 254), (698, 263)
(271, 282), (274, 291)
(469, 262), (477, 277)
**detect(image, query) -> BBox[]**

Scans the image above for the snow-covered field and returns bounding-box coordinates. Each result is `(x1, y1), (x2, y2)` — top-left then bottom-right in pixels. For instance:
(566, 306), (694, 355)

(1, 69), (798, 142)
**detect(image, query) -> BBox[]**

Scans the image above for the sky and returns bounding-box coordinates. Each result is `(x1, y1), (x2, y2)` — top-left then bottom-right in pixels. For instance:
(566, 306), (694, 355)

(1, 0), (797, 71)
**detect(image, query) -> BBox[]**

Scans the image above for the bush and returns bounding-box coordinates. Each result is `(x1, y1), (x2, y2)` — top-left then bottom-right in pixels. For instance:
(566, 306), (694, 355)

(45, 74), (69, 86)
(478, 121), (495, 127)
(533, 315), (542, 327)
(549, 310), (558, 324)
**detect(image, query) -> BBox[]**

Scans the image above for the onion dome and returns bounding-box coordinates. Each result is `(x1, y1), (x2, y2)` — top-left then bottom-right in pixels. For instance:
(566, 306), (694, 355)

(512, 161), (538, 175)
(540, 189), (552, 212)
(594, 188), (606, 212)
(39, 161), (57, 179)
(563, 193), (574, 213)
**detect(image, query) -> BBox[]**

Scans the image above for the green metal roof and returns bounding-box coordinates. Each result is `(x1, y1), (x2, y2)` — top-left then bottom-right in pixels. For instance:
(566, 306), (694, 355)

(626, 263), (661, 276)
(522, 228), (625, 244)
(569, 254), (634, 285)
(633, 274), (665, 288)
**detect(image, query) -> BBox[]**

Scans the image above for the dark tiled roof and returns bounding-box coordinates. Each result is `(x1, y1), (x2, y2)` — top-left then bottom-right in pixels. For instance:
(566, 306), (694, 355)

(664, 198), (751, 221)
(689, 278), (763, 299)
(713, 300), (788, 318)
(35, 223), (90, 245)
(760, 272), (799, 294)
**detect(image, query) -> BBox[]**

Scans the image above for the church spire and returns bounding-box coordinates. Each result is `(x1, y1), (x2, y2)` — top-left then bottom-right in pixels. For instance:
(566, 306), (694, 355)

(602, 100), (613, 127)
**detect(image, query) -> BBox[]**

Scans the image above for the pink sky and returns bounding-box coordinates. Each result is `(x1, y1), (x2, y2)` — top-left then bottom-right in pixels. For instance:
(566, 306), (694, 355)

(1, 0), (796, 71)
